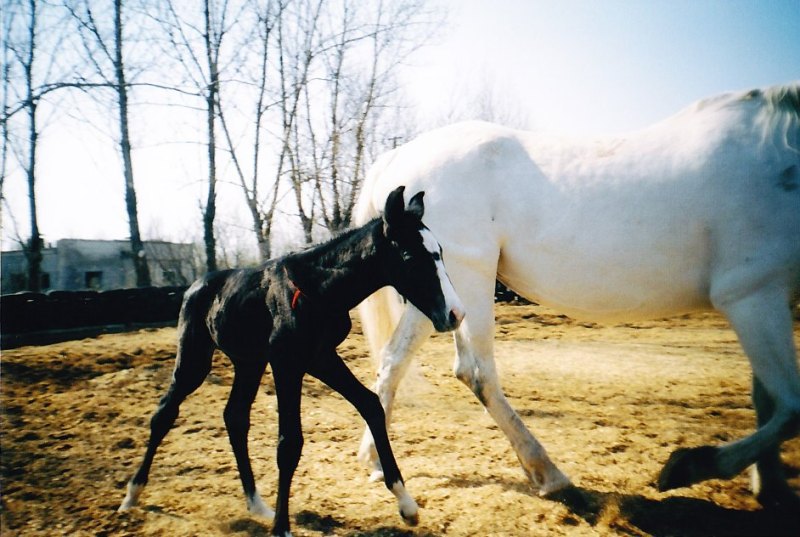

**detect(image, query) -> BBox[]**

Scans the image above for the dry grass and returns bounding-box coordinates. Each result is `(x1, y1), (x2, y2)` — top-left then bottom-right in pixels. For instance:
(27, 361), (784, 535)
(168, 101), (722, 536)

(2, 303), (799, 536)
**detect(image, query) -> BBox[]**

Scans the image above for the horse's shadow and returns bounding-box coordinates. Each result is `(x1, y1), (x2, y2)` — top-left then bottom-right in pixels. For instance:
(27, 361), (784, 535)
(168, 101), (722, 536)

(540, 482), (798, 537)
(428, 472), (799, 536)
(223, 478), (799, 536)
(226, 511), (441, 537)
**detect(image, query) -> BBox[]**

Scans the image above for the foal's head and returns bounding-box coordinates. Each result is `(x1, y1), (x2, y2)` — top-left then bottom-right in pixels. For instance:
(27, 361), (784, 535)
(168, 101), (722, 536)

(381, 186), (465, 332)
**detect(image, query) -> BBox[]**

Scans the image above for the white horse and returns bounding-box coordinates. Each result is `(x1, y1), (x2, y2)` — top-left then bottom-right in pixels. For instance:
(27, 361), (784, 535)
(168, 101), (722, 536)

(355, 83), (800, 511)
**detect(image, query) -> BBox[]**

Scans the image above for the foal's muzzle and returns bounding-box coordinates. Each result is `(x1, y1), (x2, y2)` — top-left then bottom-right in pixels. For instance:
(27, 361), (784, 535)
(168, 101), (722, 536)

(432, 305), (465, 332)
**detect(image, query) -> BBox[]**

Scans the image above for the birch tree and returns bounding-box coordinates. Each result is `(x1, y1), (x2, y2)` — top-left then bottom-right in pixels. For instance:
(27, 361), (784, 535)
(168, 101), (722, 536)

(2, 0), (62, 291)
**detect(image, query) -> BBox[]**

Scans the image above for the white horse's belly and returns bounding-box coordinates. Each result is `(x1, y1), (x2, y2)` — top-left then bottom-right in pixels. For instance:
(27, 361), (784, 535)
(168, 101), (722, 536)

(499, 242), (713, 323)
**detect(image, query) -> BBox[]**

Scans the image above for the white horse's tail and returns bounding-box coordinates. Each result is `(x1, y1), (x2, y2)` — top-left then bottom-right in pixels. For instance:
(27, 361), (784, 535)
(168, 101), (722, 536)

(354, 150), (405, 362)
(358, 286), (405, 362)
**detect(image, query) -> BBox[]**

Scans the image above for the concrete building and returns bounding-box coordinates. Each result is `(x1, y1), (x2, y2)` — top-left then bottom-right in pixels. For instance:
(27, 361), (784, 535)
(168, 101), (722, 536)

(1, 239), (199, 293)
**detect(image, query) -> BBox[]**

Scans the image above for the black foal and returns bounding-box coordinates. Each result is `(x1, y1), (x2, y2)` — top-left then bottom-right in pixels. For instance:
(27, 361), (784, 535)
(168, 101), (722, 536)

(118, 186), (464, 537)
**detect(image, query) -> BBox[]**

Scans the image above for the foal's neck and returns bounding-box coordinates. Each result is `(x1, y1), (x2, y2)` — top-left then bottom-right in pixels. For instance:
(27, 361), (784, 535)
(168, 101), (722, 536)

(288, 220), (388, 312)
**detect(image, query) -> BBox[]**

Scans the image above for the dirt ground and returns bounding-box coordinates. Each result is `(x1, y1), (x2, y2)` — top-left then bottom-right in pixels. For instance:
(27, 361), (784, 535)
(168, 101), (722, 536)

(2, 303), (799, 536)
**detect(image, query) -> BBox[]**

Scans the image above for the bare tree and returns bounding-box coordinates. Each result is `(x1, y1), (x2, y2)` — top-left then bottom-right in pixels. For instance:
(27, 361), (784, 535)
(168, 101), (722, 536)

(153, 0), (249, 272)
(200, 0), (220, 272)
(290, 0), (440, 236)
(429, 66), (533, 130)
(3, 0), (47, 291)
(67, 0), (151, 286)
(214, 0), (289, 262)
(2, 1), (87, 287)
(276, 0), (324, 244)
(0, 5), (12, 219)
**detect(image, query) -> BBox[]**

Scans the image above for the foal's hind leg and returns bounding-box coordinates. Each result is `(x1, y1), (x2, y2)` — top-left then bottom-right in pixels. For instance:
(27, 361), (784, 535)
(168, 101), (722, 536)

(310, 351), (419, 526)
(270, 361), (305, 537)
(659, 286), (800, 506)
(358, 305), (433, 479)
(224, 360), (272, 518)
(119, 327), (213, 511)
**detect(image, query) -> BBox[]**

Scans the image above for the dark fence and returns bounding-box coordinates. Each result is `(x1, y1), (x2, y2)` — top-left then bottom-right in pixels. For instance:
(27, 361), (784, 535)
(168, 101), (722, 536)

(1, 286), (187, 349)
(495, 282), (530, 304)
(1, 282), (530, 349)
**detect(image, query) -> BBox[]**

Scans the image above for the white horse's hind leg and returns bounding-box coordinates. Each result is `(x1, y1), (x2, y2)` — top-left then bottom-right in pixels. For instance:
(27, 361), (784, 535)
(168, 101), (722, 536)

(659, 286), (800, 506)
(750, 377), (798, 509)
(358, 306), (434, 480)
(451, 269), (571, 495)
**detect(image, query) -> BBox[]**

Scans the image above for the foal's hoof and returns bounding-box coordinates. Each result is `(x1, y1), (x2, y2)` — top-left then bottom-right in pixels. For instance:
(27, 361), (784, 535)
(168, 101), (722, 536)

(118, 482), (143, 512)
(400, 506), (419, 527)
(368, 470), (385, 483)
(246, 492), (275, 519)
(658, 446), (719, 491)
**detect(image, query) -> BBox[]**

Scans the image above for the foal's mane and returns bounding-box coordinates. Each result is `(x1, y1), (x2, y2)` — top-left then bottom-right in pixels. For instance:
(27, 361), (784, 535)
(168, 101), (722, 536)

(288, 217), (382, 267)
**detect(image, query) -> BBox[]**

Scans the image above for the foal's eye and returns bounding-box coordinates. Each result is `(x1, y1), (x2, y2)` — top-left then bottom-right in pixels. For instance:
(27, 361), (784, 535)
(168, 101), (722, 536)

(401, 251), (413, 262)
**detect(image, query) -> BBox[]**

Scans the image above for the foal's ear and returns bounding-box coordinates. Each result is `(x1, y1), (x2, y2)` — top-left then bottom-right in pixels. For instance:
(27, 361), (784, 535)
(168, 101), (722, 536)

(407, 191), (425, 220)
(383, 185), (406, 236)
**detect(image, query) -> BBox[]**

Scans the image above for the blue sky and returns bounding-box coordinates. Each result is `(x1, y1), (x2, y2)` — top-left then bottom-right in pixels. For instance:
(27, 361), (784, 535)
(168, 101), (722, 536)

(3, 0), (799, 249)
(407, 0), (800, 134)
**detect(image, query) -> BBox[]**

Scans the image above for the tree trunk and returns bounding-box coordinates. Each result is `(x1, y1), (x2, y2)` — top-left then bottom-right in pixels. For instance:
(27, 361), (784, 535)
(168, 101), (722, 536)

(24, 0), (42, 292)
(114, 0), (150, 287)
(26, 98), (42, 291)
(203, 0), (218, 273)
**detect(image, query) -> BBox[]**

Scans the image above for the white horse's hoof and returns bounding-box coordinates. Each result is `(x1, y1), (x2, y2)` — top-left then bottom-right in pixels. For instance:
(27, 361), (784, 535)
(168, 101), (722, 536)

(538, 469), (573, 496)
(368, 470), (385, 483)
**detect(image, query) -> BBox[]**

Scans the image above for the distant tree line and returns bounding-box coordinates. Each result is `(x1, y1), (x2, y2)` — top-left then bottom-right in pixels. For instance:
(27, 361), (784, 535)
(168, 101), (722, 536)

(1, 0), (444, 290)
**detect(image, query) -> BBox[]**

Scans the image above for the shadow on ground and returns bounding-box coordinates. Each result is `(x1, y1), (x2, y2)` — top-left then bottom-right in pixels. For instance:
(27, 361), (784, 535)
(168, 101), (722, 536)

(550, 485), (800, 537)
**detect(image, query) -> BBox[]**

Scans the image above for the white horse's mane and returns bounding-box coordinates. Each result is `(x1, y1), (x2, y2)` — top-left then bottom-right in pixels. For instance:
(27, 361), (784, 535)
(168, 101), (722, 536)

(692, 82), (799, 115)
(693, 83), (800, 154)
(757, 83), (800, 154)
(762, 82), (800, 115)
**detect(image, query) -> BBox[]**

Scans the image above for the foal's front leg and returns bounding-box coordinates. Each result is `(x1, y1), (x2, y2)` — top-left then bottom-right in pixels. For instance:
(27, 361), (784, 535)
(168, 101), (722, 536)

(309, 351), (419, 525)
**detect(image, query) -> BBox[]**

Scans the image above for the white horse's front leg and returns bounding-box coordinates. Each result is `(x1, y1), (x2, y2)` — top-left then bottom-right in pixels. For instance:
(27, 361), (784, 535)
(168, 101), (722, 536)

(450, 269), (571, 495)
(453, 316), (571, 495)
(358, 305), (433, 480)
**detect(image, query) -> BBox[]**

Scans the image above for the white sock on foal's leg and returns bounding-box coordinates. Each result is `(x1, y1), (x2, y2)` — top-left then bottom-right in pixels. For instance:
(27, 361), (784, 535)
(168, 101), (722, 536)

(246, 489), (275, 519)
(118, 482), (144, 512)
(391, 480), (419, 526)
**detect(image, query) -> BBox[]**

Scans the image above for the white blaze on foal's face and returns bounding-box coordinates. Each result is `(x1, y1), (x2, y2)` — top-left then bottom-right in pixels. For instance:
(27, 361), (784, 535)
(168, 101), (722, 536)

(419, 227), (465, 325)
